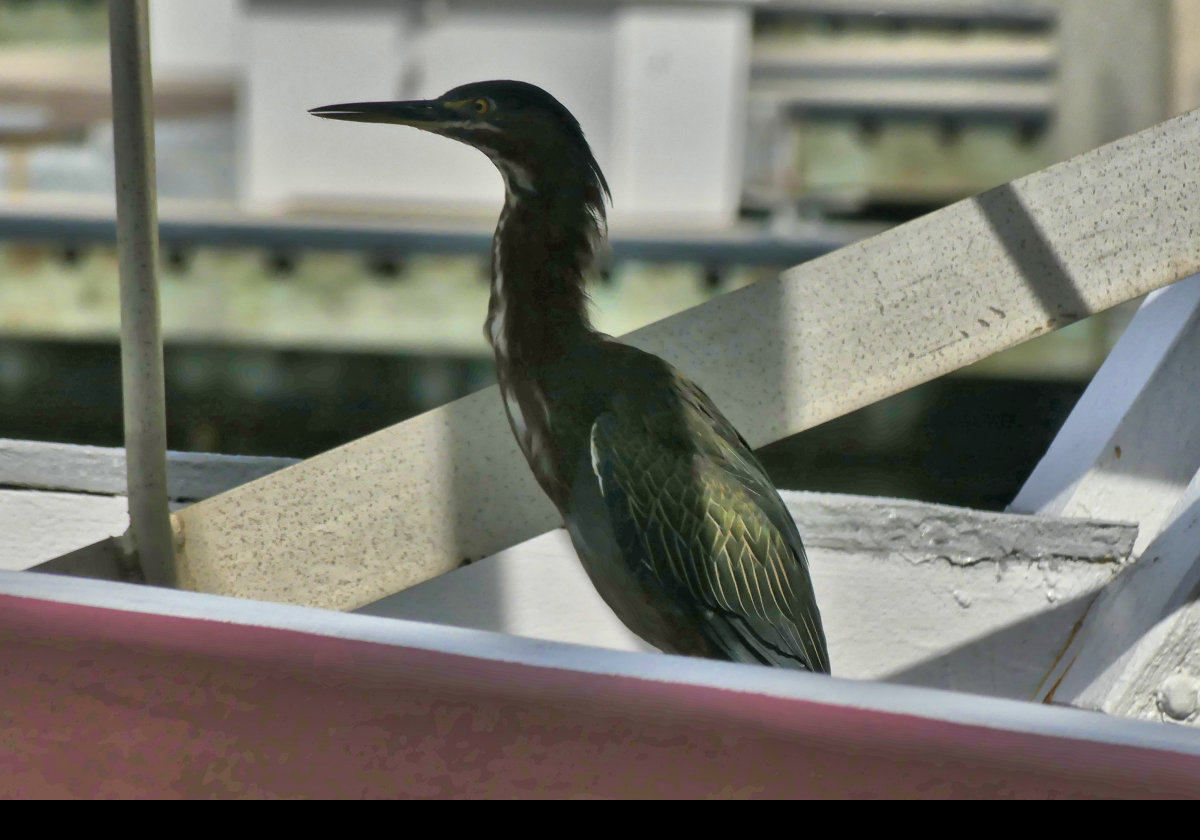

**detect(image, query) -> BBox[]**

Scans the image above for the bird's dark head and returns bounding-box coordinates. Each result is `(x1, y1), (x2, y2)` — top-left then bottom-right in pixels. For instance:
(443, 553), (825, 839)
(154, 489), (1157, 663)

(310, 80), (609, 205)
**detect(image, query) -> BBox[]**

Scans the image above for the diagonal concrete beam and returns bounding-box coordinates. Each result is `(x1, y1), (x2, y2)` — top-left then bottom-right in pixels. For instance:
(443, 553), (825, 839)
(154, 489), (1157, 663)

(174, 109), (1200, 611)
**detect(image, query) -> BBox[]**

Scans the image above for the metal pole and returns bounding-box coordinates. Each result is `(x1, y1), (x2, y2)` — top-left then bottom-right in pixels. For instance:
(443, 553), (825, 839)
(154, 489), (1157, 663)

(109, 0), (176, 586)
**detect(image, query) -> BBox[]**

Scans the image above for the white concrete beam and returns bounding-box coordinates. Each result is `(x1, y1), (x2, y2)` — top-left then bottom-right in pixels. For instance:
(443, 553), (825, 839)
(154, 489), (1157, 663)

(174, 108), (1200, 611)
(361, 490), (1135, 700)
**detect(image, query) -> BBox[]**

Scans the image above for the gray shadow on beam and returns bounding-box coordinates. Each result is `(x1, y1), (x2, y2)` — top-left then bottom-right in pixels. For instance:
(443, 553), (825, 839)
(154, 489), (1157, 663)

(974, 182), (1091, 327)
(28, 535), (141, 582)
(882, 590), (1100, 701)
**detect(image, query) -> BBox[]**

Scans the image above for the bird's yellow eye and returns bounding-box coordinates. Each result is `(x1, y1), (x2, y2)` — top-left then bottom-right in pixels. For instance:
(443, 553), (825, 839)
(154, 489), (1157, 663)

(473, 99), (489, 115)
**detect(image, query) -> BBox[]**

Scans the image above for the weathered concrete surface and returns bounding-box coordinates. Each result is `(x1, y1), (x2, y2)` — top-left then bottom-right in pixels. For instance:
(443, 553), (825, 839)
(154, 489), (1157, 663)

(361, 491), (1136, 700)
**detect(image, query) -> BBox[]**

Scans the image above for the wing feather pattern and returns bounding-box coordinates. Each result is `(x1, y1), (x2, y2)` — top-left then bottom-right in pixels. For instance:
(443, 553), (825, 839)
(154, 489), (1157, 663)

(588, 374), (830, 673)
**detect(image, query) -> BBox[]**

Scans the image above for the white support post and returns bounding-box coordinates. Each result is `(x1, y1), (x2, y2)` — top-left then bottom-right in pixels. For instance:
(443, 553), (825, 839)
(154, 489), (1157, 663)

(1010, 274), (1200, 722)
(1010, 275), (1200, 555)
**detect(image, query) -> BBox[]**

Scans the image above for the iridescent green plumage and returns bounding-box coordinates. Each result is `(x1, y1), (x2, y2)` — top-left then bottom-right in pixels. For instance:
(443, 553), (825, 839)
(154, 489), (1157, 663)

(311, 80), (830, 672)
(545, 340), (828, 672)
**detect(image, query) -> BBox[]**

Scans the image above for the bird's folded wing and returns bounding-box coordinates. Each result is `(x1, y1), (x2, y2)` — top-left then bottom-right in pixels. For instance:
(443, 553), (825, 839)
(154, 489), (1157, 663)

(589, 400), (830, 673)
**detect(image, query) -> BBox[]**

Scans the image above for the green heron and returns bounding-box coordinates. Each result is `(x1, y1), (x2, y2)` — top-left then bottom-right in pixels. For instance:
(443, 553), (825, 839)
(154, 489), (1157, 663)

(311, 80), (830, 673)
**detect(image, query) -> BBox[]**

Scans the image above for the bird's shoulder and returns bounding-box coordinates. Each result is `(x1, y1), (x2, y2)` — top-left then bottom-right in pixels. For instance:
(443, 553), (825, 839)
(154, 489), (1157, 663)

(562, 340), (760, 475)
(547, 340), (729, 429)
(577, 340), (785, 545)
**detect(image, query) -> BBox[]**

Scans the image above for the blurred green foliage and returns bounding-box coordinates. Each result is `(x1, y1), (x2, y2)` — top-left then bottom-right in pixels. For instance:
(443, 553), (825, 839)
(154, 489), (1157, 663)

(0, 0), (106, 45)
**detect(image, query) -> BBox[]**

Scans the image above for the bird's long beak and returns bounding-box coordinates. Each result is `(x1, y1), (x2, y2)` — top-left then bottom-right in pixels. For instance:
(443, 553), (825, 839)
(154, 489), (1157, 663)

(308, 99), (442, 127)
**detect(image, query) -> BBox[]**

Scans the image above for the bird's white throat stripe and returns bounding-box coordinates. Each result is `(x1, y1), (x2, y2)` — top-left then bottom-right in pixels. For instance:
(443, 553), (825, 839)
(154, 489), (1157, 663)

(489, 211), (509, 357)
(484, 149), (535, 194)
(503, 385), (527, 441)
(487, 197), (556, 486)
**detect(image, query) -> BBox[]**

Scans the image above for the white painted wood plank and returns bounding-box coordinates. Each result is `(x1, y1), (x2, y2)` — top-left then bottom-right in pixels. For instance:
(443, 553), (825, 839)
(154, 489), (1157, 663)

(1010, 278), (1200, 723)
(1127, 599), (1200, 724)
(0, 438), (295, 501)
(0, 489), (127, 570)
(360, 491), (1134, 700)
(1011, 275), (1200, 555)
(1037, 471), (1200, 724)
(175, 108), (1200, 611)
(0, 441), (296, 571)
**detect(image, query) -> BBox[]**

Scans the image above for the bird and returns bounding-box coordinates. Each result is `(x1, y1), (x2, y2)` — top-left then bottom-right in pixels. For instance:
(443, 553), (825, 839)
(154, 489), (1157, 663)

(311, 80), (830, 673)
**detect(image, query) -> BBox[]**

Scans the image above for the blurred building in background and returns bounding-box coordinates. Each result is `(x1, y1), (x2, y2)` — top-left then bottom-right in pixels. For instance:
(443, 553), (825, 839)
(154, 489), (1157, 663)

(2, 0), (1200, 507)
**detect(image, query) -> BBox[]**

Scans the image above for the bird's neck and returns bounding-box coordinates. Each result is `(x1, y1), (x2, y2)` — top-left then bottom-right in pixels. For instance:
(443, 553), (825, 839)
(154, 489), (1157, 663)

(485, 182), (605, 367)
